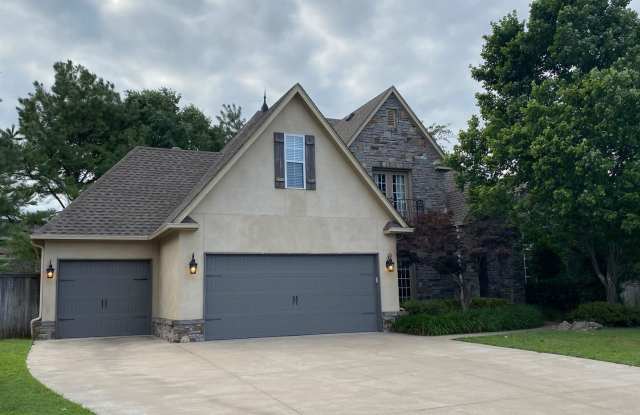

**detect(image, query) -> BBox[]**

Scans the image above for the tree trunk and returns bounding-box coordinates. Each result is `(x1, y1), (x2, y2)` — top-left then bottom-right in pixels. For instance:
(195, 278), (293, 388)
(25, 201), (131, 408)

(605, 279), (618, 304)
(587, 243), (620, 304)
(455, 272), (471, 312)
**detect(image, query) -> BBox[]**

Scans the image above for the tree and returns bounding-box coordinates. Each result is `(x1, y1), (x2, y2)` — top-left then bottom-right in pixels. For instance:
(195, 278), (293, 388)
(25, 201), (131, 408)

(122, 88), (224, 152)
(15, 61), (125, 208)
(0, 127), (34, 227)
(401, 211), (472, 310)
(216, 103), (245, 143)
(426, 123), (454, 147)
(449, 0), (640, 303)
(0, 210), (53, 272)
(1, 60), (242, 271)
(10, 61), (231, 208)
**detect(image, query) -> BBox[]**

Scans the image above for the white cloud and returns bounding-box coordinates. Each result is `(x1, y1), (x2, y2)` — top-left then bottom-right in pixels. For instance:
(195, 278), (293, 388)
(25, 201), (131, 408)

(1, 0), (639, 153)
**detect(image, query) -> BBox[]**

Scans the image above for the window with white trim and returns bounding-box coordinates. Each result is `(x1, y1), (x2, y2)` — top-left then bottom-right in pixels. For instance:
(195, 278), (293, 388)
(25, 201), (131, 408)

(392, 174), (407, 215)
(398, 259), (413, 302)
(374, 173), (386, 194)
(285, 134), (305, 189)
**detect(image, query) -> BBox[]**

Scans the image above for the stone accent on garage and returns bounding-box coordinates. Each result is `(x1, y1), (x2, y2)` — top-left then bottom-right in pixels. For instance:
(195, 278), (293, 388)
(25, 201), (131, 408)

(382, 311), (405, 331)
(31, 319), (56, 340)
(152, 318), (204, 343)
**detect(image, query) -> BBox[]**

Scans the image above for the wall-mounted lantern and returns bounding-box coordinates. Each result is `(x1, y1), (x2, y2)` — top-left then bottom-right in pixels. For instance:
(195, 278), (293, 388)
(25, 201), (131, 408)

(188, 253), (198, 275)
(385, 254), (395, 272)
(46, 260), (55, 279)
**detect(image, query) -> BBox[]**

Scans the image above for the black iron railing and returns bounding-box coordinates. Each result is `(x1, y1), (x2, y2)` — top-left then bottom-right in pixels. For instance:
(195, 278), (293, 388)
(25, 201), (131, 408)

(389, 198), (425, 224)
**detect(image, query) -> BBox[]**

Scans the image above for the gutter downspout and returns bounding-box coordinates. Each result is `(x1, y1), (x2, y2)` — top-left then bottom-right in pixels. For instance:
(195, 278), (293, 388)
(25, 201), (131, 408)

(30, 240), (44, 340)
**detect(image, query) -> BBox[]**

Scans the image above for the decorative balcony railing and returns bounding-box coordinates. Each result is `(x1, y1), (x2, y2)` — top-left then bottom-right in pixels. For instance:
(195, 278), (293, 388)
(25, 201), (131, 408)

(389, 198), (425, 224)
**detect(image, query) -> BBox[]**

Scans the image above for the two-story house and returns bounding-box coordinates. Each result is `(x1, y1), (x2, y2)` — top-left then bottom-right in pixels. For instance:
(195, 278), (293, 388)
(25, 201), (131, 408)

(328, 87), (525, 304)
(31, 83), (523, 342)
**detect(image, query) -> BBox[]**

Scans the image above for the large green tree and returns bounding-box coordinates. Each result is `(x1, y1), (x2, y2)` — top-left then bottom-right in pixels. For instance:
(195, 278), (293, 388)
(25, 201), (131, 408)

(122, 88), (223, 151)
(17, 61), (125, 208)
(449, 0), (640, 303)
(9, 61), (235, 208)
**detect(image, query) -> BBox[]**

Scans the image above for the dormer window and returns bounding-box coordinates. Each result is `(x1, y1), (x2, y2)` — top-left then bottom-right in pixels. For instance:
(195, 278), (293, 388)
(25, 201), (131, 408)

(285, 134), (305, 189)
(387, 109), (397, 129)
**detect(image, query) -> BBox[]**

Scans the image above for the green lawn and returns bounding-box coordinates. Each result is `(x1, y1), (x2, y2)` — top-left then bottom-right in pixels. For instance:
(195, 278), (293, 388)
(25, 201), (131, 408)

(461, 328), (640, 366)
(0, 339), (93, 415)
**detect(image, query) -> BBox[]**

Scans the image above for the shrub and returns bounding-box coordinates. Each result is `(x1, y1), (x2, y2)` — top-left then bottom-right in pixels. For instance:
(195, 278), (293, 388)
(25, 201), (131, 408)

(469, 297), (510, 309)
(568, 302), (640, 327)
(392, 304), (544, 336)
(401, 298), (510, 316)
(401, 299), (458, 315)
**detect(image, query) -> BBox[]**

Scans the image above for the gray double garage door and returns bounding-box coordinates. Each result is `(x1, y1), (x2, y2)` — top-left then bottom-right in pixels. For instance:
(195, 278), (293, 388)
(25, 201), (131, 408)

(56, 255), (380, 340)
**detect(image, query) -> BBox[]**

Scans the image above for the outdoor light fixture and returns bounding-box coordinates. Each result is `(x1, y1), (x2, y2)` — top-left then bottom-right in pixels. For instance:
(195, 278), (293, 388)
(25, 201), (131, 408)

(188, 253), (198, 275)
(385, 254), (395, 272)
(46, 260), (55, 279)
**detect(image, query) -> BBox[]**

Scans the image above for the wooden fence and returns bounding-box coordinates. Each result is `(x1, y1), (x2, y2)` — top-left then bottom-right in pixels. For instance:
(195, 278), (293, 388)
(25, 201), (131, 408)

(0, 272), (40, 338)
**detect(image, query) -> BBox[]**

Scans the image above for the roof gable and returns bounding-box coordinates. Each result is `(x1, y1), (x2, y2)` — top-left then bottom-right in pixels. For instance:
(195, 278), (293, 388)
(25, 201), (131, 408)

(332, 87), (445, 158)
(33, 83), (412, 240)
(174, 84), (410, 228)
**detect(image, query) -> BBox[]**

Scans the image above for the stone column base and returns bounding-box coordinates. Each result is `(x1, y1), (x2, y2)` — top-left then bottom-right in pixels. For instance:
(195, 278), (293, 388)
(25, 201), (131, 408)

(382, 311), (405, 332)
(31, 319), (56, 340)
(152, 318), (204, 343)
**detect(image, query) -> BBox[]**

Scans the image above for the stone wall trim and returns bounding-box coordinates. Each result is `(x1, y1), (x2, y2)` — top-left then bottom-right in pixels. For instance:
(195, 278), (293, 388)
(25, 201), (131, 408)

(152, 318), (204, 343)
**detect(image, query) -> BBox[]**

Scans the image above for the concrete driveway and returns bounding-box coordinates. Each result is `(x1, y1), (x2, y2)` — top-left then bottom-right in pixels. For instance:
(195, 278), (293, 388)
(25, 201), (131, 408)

(29, 333), (640, 415)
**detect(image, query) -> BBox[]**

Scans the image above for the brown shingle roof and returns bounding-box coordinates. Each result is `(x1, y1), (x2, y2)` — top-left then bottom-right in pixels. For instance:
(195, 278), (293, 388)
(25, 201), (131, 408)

(35, 147), (223, 237)
(34, 86), (293, 239)
(330, 87), (391, 142)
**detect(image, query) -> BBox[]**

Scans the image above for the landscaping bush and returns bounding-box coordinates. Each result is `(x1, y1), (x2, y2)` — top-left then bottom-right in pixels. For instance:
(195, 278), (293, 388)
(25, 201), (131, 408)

(401, 298), (510, 316)
(568, 302), (640, 327)
(401, 299), (458, 315)
(469, 297), (510, 309)
(392, 304), (544, 336)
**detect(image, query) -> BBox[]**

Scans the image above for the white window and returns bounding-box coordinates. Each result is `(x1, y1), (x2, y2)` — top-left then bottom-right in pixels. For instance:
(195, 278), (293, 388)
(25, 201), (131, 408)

(285, 134), (305, 189)
(398, 260), (412, 302)
(392, 174), (407, 215)
(374, 173), (386, 194)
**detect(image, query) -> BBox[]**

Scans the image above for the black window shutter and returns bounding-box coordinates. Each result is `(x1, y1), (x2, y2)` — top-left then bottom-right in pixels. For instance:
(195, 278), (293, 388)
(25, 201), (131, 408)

(305, 135), (316, 190)
(274, 132), (285, 188)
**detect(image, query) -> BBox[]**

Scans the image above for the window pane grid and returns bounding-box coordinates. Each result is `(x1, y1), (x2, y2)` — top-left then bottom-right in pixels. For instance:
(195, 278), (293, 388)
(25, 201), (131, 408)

(398, 261), (411, 302)
(374, 173), (386, 194)
(285, 134), (305, 189)
(392, 174), (407, 215)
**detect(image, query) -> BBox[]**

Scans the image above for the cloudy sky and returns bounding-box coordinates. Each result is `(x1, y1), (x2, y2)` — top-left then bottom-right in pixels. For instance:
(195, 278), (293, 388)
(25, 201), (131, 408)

(2, 0), (639, 150)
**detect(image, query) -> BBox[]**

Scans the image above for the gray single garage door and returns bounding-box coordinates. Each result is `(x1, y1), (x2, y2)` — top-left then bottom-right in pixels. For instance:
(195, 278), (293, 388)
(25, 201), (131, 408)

(204, 254), (380, 340)
(57, 260), (151, 339)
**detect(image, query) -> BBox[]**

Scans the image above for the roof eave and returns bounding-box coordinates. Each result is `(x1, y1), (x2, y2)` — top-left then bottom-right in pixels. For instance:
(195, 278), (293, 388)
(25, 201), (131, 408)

(383, 227), (415, 235)
(30, 222), (200, 242)
(30, 234), (150, 241)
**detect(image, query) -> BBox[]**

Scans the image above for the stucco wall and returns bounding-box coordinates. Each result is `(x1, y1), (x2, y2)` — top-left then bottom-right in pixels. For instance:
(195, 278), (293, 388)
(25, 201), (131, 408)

(38, 240), (158, 321)
(175, 94), (399, 319)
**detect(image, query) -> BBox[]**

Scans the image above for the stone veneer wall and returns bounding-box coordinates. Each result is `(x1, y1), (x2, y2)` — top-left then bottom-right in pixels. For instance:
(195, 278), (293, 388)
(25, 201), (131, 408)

(31, 319), (55, 340)
(152, 318), (204, 343)
(348, 94), (449, 211)
(349, 93), (524, 303)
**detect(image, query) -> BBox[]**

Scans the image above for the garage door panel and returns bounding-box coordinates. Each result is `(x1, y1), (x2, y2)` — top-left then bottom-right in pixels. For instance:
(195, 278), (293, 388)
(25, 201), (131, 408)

(205, 292), (295, 318)
(204, 254), (379, 340)
(57, 260), (151, 339)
